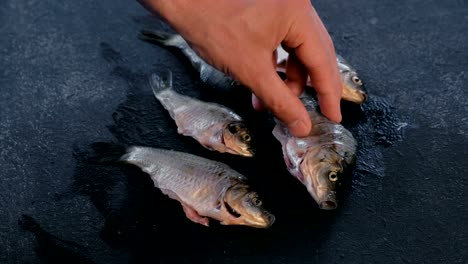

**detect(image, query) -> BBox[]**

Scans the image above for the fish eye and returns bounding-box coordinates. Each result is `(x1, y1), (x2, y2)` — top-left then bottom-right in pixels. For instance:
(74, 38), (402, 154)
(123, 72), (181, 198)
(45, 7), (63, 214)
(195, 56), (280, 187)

(251, 197), (262, 206)
(241, 133), (251, 142)
(328, 172), (338, 182)
(352, 76), (362, 85)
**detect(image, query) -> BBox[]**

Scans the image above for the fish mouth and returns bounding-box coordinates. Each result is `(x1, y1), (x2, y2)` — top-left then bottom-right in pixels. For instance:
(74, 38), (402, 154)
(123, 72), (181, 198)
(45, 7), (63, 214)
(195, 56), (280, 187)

(231, 148), (254, 157)
(303, 172), (338, 210)
(223, 201), (275, 228)
(342, 85), (368, 103)
(359, 90), (369, 102)
(245, 212), (275, 228)
(222, 138), (254, 157)
(317, 190), (338, 210)
(243, 149), (255, 157)
(238, 148), (254, 157)
(319, 200), (338, 210)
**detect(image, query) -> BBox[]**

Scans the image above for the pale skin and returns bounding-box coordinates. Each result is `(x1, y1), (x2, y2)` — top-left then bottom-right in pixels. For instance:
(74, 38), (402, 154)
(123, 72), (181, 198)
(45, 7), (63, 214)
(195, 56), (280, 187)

(138, 0), (342, 137)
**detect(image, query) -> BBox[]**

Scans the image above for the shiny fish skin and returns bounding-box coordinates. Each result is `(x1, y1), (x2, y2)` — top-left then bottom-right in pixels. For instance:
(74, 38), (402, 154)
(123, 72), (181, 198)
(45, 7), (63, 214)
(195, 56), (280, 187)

(150, 71), (254, 157)
(335, 55), (368, 103)
(273, 94), (357, 210)
(139, 30), (236, 90)
(140, 30), (368, 103)
(276, 46), (368, 104)
(116, 145), (274, 228)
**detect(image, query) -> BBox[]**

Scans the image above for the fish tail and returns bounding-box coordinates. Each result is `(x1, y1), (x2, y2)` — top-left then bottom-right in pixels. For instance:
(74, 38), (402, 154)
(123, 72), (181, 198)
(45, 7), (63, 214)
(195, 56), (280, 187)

(139, 30), (184, 48)
(149, 71), (173, 97)
(90, 142), (128, 164)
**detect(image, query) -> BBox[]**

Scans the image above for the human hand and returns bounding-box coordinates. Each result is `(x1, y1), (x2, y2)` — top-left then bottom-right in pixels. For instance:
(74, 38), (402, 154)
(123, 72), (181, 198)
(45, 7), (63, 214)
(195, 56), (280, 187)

(139, 0), (342, 137)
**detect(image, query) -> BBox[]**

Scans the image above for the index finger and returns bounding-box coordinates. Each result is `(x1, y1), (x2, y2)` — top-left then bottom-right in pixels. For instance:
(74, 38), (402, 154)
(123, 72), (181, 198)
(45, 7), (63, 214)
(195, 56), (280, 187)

(286, 10), (342, 122)
(239, 58), (312, 137)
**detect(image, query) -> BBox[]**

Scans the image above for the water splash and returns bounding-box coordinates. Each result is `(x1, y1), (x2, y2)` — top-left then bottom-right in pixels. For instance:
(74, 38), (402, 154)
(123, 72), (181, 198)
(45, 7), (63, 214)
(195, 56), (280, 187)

(341, 96), (407, 194)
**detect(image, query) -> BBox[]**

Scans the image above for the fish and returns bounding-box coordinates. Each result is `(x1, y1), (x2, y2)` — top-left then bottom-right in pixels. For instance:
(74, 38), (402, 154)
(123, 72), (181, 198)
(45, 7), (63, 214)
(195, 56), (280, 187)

(140, 30), (236, 90)
(139, 30), (368, 103)
(150, 71), (254, 157)
(336, 55), (368, 103)
(91, 143), (275, 228)
(276, 46), (368, 104)
(272, 93), (357, 210)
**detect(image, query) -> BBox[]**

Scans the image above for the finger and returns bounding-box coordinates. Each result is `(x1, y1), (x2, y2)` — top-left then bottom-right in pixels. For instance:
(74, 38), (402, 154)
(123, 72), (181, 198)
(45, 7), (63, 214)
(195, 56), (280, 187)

(304, 54), (342, 122)
(272, 48), (278, 66)
(243, 59), (311, 137)
(289, 15), (342, 122)
(251, 94), (265, 111)
(284, 52), (307, 97)
(315, 13), (336, 52)
(252, 51), (280, 112)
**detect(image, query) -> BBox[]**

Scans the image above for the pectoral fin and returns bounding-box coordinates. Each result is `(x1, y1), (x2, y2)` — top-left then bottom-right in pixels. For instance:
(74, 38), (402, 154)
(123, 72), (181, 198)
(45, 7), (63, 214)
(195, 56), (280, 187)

(181, 203), (209, 227)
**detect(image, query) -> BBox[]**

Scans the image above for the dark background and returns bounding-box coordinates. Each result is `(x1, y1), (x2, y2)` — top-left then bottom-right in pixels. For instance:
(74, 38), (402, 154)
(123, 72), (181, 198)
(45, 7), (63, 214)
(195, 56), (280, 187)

(1, 0), (467, 263)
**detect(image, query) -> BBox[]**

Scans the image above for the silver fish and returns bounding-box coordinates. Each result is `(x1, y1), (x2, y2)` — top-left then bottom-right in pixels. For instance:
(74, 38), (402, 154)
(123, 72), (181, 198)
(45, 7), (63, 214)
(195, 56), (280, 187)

(140, 30), (368, 104)
(140, 30), (236, 90)
(93, 143), (274, 228)
(273, 94), (357, 210)
(276, 46), (368, 104)
(336, 55), (368, 103)
(150, 71), (254, 157)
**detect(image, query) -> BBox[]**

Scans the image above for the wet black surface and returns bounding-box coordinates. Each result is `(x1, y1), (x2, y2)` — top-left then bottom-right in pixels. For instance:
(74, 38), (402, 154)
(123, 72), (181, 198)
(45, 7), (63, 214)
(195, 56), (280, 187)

(1, 0), (467, 263)
(18, 215), (96, 264)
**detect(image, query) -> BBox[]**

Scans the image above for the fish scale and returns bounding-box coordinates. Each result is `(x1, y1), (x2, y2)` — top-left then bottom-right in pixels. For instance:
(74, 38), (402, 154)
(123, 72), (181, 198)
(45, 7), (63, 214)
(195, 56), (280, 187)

(155, 88), (241, 132)
(177, 103), (223, 132)
(123, 146), (245, 213)
(139, 30), (368, 103)
(89, 143), (275, 228)
(149, 71), (254, 157)
(302, 102), (356, 164)
(154, 89), (192, 118)
(139, 30), (235, 90)
(273, 94), (357, 209)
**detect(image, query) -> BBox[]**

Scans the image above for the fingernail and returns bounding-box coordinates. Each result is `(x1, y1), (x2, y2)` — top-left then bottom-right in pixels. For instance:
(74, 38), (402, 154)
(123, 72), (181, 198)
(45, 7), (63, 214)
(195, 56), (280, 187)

(287, 118), (310, 137)
(252, 95), (265, 111)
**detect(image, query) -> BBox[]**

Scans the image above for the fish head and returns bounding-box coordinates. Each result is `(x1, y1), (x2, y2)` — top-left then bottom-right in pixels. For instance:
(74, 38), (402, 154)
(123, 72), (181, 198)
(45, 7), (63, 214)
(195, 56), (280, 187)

(299, 147), (346, 210)
(223, 121), (254, 157)
(337, 57), (368, 104)
(221, 184), (275, 228)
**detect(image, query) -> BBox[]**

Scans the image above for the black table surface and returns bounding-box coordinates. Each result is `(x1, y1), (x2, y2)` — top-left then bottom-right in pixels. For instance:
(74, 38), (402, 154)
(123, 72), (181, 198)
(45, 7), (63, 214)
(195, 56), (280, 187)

(1, 0), (467, 263)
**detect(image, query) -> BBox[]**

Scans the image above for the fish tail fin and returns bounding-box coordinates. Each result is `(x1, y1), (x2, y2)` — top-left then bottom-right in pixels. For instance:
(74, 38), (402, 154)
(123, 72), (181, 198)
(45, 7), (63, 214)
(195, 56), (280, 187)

(149, 71), (173, 97)
(139, 30), (184, 48)
(90, 142), (128, 164)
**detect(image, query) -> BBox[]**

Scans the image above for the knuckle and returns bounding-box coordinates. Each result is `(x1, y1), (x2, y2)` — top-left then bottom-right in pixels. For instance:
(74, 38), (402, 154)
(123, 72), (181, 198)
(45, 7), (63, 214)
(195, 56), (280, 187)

(267, 97), (289, 115)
